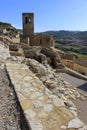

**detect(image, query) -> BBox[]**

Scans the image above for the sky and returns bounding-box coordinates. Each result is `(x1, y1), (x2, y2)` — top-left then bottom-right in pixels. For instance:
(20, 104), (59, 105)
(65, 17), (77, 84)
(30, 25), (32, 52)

(0, 0), (87, 32)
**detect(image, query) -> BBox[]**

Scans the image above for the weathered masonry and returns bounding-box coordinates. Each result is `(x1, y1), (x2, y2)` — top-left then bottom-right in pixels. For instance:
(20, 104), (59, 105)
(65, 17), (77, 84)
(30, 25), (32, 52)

(20, 12), (54, 48)
(20, 13), (34, 46)
(62, 59), (87, 76)
(34, 34), (54, 48)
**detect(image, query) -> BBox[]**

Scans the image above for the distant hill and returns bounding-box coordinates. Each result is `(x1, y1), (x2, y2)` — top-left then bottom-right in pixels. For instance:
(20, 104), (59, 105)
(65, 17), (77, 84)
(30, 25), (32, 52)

(0, 22), (16, 30)
(42, 30), (87, 40)
(41, 30), (87, 56)
(0, 22), (12, 27)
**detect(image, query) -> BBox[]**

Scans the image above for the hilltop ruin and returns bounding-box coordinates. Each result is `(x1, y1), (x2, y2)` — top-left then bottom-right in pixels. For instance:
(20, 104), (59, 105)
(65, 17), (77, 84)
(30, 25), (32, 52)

(20, 13), (54, 48)
(0, 13), (87, 130)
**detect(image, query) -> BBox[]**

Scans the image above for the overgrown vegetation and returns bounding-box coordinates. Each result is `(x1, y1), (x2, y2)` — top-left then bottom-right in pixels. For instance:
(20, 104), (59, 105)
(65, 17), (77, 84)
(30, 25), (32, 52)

(0, 22), (11, 26)
(55, 45), (87, 55)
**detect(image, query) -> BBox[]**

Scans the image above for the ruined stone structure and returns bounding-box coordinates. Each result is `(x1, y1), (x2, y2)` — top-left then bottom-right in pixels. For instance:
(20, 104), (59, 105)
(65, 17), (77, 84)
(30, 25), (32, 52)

(20, 13), (54, 48)
(0, 23), (87, 130)
(20, 13), (34, 46)
(62, 59), (87, 76)
(34, 34), (54, 48)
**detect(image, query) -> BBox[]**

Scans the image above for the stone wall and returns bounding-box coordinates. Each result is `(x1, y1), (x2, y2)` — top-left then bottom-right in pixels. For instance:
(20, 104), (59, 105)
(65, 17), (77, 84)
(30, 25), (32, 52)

(22, 13), (34, 46)
(34, 34), (54, 48)
(20, 34), (30, 46)
(74, 62), (87, 76)
(62, 59), (74, 69)
(62, 59), (87, 77)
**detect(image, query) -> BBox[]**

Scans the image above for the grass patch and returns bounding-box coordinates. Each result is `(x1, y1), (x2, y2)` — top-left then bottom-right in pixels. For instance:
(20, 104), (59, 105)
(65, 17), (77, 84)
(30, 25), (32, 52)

(78, 55), (87, 60)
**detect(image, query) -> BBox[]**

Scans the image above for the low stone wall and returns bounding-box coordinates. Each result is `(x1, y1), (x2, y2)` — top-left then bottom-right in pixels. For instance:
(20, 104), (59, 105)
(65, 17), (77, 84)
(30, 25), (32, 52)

(62, 59), (87, 77)
(66, 67), (87, 81)
(6, 61), (85, 130)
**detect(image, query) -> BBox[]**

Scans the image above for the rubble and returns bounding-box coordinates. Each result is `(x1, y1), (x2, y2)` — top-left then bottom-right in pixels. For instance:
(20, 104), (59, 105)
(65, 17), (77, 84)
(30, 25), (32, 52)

(0, 38), (87, 129)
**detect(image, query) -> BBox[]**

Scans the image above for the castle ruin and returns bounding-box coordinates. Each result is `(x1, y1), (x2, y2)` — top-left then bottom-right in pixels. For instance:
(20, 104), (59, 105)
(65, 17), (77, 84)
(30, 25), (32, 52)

(20, 12), (54, 48)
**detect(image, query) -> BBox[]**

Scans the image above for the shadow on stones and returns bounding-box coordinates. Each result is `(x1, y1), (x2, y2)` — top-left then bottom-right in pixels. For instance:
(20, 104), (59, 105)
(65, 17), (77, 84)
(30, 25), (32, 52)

(77, 82), (87, 92)
(6, 69), (32, 130)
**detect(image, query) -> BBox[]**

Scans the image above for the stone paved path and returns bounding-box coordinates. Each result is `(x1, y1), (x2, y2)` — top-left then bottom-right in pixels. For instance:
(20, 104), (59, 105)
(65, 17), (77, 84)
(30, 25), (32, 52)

(6, 61), (85, 130)
(58, 73), (87, 125)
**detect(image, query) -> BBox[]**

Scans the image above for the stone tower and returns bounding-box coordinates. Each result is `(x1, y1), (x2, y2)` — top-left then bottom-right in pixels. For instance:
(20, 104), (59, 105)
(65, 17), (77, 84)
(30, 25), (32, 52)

(22, 13), (34, 45)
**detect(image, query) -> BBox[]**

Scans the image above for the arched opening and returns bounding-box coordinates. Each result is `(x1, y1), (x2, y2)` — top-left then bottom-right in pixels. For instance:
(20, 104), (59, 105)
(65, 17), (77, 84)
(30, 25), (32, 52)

(25, 17), (28, 24)
(28, 17), (32, 23)
(25, 17), (32, 24)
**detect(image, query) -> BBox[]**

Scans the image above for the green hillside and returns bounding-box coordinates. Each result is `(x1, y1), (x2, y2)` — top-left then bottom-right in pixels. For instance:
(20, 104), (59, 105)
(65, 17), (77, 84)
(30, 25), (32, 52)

(0, 22), (11, 27)
(42, 30), (87, 56)
(43, 30), (87, 40)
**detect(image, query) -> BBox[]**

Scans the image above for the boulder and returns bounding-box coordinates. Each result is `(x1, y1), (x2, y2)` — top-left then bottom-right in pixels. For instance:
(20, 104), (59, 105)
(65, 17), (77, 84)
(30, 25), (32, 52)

(41, 47), (65, 69)
(26, 59), (47, 76)
(24, 46), (42, 59)
(20, 43), (30, 50)
(51, 57), (65, 69)
(34, 53), (47, 63)
(24, 49), (36, 58)
(10, 51), (23, 56)
(41, 47), (60, 58)
(67, 118), (84, 129)
(9, 44), (18, 51)
(44, 79), (58, 90)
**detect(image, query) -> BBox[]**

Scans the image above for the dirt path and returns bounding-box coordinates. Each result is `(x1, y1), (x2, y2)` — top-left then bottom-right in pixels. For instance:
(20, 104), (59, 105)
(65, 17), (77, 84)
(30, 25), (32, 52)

(0, 68), (30, 130)
(58, 73), (87, 125)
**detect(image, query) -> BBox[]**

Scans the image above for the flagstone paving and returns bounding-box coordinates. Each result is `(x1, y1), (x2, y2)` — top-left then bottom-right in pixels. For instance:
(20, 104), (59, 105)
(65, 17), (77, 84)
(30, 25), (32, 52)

(6, 61), (86, 130)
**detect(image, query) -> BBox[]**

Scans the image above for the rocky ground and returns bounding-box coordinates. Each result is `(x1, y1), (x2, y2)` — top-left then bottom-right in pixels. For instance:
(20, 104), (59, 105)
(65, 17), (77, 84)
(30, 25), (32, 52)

(6, 60), (87, 130)
(58, 73), (87, 125)
(0, 38), (87, 129)
(0, 40), (30, 130)
(25, 58), (87, 127)
(0, 68), (30, 130)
